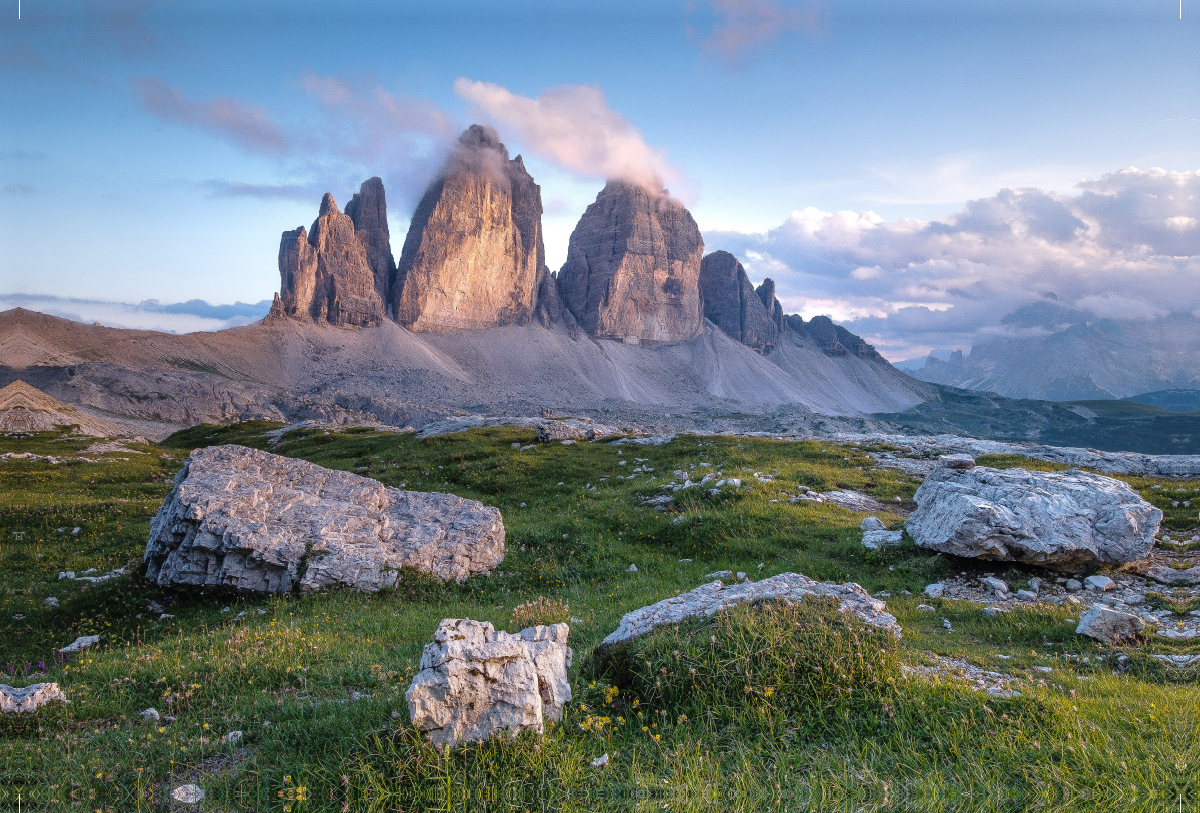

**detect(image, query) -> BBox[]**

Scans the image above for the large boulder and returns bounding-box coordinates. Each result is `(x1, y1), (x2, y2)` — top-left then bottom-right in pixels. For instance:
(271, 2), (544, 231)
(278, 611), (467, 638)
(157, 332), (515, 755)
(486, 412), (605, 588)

(698, 251), (779, 353)
(1, 683), (68, 714)
(144, 445), (504, 593)
(394, 125), (545, 332)
(906, 464), (1160, 569)
(278, 192), (387, 327)
(406, 618), (572, 747)
(599, 572), (901, 650)
(557, 180), (704, 344)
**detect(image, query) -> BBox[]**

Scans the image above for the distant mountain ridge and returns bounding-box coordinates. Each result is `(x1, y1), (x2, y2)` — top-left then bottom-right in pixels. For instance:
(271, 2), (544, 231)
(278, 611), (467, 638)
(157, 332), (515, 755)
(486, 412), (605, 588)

(908, 302), (1200, 400)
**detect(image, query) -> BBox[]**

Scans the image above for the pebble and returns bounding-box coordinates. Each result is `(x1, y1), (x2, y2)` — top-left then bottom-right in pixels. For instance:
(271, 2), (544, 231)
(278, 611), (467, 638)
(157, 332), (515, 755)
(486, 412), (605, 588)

(924, 583), (945, 599)
(1084, 575), (1115, 591)
(591, 753), (609, 768)
(171, 784), (204, 804)
(917, 604), (935, 612)
(625, 564), (638, 573)
(140, 708), (160, 721)
(43, 597), (58, 607)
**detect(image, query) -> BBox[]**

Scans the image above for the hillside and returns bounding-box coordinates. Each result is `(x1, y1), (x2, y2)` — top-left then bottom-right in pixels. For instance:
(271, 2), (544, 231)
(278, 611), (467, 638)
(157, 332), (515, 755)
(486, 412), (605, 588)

(0, 307), (935, 437)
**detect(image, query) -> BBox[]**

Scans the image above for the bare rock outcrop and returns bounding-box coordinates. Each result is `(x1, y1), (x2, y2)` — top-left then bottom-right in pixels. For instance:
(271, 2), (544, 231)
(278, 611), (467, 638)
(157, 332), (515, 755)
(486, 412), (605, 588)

(906, 463), (1161, 569)
(558, 181), (704, 344)
(278, 193), (387, 327)
(699, 251), (779, 353)
(406, 618), (572, 747)
(755, 278), (784, 332)
(394, 125), (545, 332)
(1076, 605), (1145, 642)
(1, 683), (68, 713)
(144, 445), (504, 593)
(344, 177), (396, 307)
(788, 314), (885, 361)
(0, 379), (121, 436)
(599, 572), (901, 650)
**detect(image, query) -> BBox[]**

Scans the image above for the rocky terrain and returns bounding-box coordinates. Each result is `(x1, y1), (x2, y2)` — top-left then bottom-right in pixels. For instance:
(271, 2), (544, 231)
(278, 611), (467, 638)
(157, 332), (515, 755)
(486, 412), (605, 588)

(698, 251), (779, 353)
(0, 379), (122, 436)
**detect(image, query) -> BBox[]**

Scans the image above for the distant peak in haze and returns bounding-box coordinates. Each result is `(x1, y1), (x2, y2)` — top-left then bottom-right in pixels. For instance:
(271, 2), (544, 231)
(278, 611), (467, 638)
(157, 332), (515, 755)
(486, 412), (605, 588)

(0, 294), (272, 334)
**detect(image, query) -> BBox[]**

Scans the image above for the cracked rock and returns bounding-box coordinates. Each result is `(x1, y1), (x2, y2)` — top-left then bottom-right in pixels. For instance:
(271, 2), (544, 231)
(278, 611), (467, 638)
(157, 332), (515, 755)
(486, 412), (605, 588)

(144, 445), (505, 593)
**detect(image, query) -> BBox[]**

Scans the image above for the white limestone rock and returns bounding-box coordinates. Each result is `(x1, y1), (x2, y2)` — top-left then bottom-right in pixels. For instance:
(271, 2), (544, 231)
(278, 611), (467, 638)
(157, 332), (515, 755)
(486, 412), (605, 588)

(861, 516), (904, 550)
(144, 445), (505, 593)
(406, 619), (573, 747)
(0, 683), (68, 714)
(599, 571), (901, 650)
(1076, 605), (1145, 642)
(906, 464), (1160, 570)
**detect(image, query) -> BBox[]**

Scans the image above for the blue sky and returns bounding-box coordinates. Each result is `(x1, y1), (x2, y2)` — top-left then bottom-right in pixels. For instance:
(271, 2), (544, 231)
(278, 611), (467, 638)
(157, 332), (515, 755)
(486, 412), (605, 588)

(3, 0), (1200, 359)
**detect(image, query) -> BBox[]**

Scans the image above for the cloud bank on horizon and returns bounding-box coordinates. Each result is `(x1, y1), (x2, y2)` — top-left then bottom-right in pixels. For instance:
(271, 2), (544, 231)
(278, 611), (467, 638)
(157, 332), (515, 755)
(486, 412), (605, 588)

(0, 294), (272, 334)
(706, 166), (1200, 361)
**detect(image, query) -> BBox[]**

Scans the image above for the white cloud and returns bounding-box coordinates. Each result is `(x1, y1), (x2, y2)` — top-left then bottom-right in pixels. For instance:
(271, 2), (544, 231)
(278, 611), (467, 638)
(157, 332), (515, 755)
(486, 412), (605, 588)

(704, 166), (1200, 360)
(454, 79), (682, 193)
(1, 294), (270, 333)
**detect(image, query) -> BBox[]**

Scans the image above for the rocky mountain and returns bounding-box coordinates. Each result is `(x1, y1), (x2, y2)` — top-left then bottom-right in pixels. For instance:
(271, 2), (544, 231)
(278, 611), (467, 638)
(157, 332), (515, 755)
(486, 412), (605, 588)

(344, 177), (396, 307)
(557, 181), (704, 344)
(699, 251), (779, 353)
(908, 302), (1200, 400)
(755, 278), (784, 332)
(277, 193), (386, 328)
(394, 125), (545, 332)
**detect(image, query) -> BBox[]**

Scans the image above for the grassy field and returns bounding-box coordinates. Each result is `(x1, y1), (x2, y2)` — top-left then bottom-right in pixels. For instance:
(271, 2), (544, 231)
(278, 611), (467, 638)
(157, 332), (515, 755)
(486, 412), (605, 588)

(0, 423), (1198, 812)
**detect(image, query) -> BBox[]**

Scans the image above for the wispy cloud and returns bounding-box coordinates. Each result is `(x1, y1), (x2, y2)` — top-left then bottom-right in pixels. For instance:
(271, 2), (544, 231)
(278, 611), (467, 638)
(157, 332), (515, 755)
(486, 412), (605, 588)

(706, 166), (1200, 360)
(454, 79), (683, 193)
(0, 150), (49, 162)
(200, 180), (319, 201)
(3, 184), (35, 195)
(135, 77), (291, 154)
(695, 0), (824, 66)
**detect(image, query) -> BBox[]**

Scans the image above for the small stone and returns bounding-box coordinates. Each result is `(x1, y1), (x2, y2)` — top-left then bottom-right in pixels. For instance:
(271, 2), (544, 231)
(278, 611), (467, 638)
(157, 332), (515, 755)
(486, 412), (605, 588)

(1065, 579), (1083, 592)
(1029, 577), (1042, 591)
(861, 516), (886, 532)
(981, 606), (1004, 618)
(1016, 589), (1037, 601)
(736, 572), (747, 581)
(942, 618), (953, 631)
(1083, 575), (1115, 592)
(980, 576), (1008, 594)
(939, 454), (976, 470)
(917, 604), (935, 612)
(625, 564), (638, 573)
(171, 784), (204, 804)
(58, 572), (74, 580)
(1076, 605), (1144, 642)
(705, 570), (733, 580)
(591, 753), (609, 768)
(678, 559), (692, 563)
(519, 502), (526, 508)
(140, 708), (160, 721)
(225, 730), (243, 744)
(923, 583), (945, 599)
(58, 635), (99, 654)
(71, 527), (80, 535)
(43, 597), (58, 607)
(512, 443), (520, 448)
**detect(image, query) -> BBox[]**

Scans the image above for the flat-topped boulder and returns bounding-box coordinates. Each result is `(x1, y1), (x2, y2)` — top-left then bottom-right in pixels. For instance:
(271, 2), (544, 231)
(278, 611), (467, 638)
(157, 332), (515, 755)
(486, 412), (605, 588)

(144, 445), (504, 593)
(906, 464), (1160, 569)
(599, 572), (900, 650)
(406, 618), (572, 747)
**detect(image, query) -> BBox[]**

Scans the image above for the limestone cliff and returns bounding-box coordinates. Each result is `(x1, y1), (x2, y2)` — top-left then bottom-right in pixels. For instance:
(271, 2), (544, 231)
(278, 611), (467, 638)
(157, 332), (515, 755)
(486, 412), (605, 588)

(755, 278), (785, 332)
(557, 181), (704, 344)
(788, 314), (885, 361)
(344, 177), (396, 308)
(699, 251), (779, 353)
(393, 125), (545, 332)
(277, 193), (387, 327)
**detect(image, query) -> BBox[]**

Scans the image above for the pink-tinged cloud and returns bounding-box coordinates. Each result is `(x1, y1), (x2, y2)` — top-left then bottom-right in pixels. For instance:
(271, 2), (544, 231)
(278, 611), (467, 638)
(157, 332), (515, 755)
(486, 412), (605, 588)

(454, 79), (682, 193)
(701, 0), (823, 65)
(134, 77), (290, 154)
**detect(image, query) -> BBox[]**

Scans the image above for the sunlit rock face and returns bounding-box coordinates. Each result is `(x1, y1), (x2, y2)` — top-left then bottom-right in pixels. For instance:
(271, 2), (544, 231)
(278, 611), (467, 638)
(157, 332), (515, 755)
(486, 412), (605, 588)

(393, 125), (546, 332)
(558, 180), (704, 344)
(278, 192), (386, 328)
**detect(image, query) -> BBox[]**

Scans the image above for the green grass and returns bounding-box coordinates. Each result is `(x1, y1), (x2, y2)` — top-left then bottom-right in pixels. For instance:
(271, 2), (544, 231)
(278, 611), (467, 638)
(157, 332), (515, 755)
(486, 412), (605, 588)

(1, 424), (1198, 811)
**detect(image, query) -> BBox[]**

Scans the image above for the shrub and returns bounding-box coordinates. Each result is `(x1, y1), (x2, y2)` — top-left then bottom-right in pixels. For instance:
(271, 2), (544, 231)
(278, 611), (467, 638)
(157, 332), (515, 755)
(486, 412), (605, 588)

(511, 596), (570, 629)
(611, 596), (901, 737)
